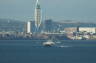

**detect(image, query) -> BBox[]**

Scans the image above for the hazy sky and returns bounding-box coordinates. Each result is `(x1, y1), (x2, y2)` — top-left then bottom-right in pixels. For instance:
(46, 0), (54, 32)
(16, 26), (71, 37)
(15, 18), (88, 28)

(0, 0), (96, 22)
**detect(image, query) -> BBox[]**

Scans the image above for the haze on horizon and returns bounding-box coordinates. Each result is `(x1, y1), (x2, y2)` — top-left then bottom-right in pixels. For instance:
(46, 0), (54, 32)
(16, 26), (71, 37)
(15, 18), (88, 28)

(0, 0), (96, 22)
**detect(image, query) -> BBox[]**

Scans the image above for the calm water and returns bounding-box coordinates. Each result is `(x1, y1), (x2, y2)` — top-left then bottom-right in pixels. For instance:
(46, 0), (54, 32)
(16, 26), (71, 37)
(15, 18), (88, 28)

(0, 40), (96, 63)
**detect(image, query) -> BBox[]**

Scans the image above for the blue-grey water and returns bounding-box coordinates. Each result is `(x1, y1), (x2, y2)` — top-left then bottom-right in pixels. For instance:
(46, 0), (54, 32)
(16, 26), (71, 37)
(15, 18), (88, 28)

(0, 40), (96, 63)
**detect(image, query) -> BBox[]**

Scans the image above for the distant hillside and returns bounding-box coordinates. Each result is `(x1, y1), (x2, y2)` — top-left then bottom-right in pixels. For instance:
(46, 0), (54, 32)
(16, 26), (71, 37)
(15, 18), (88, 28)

(0, 18), (25, 32)
(54, 20), (96, 27)
(0, 18), (96, 32)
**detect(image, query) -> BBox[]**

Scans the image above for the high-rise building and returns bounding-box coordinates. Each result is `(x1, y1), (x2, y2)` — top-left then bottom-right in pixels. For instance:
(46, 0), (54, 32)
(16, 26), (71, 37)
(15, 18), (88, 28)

(44, 19), (53, 32)
(31, 21), (35, 33)
(35, 0), (42, 32)
(24, 21), (36, 34)
(26, 21), (32, 34)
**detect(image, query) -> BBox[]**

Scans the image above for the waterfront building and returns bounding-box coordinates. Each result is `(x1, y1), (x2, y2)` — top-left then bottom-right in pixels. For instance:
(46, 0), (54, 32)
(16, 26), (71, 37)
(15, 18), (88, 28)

(31, 21), (35, 33)
(26, 21), (32, 34)
(77, 26), (79, 32)
(64, 27), (77, 33)
(79, 27), (96, 33)
(35, 0), (42, 33)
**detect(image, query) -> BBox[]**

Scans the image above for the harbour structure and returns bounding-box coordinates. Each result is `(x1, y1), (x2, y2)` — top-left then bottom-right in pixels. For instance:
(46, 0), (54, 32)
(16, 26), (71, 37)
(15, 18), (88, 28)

(35, 0), (42, 33)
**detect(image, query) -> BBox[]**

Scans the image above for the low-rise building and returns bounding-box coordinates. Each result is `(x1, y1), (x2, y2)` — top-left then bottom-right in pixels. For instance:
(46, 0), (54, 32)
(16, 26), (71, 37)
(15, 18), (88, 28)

(64, 27), (77, 33)
(79, 27), (96, 33)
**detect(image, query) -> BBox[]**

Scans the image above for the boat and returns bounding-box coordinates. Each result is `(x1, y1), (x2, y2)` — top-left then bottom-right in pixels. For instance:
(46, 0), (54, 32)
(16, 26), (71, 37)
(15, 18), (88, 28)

(43, 40), (55, 47)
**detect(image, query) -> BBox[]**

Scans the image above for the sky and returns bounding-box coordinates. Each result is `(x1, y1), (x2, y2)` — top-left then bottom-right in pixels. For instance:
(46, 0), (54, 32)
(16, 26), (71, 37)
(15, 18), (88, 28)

(0, 0), (96, 22)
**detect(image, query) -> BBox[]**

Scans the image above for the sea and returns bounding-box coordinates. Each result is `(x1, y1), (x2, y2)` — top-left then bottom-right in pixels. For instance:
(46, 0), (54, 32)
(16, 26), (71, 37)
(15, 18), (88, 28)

(0, 40), (96, 63)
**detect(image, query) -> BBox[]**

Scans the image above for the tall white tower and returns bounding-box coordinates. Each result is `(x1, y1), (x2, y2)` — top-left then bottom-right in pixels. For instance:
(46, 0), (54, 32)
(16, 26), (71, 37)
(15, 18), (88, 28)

(35, 0), (41, 32)
(27, 21), (32, 34)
